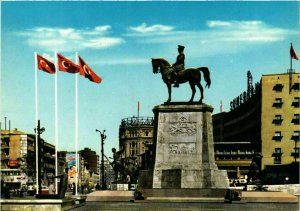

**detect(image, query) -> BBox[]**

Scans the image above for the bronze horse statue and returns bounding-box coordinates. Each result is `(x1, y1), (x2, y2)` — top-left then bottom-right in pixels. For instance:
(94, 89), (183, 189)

(151, 58), (211, 103)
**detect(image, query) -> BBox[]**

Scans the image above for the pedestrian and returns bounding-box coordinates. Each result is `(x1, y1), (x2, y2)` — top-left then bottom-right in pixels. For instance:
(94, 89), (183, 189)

(49, 182), (55, 194)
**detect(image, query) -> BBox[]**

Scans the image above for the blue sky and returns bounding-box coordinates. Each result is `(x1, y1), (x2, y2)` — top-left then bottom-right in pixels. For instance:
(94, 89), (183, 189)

(1, 1), (299, 157)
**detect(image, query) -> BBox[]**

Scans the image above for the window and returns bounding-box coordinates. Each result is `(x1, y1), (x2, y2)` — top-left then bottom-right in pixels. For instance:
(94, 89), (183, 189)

(291, 147), (299, 158)
(272, 98), (283, 108)
(231, 150), (237, 155)
(224, 150), (230, 155)
(272, 131), (282, 141)
(130, 142), (137, 156)
(292, 97), (300, 108)
(292, 114), (300, 125)
(273, 115), (283, 125)
(275, 148), (281, 153)
(291, 83), (300, 91)
(273, 84), (283, 92)
(239, 150), (245, 155)
(245, 150), (252, 155)
(273, 148), (282, 164)
(291, 131), (300, 141)
(274, 156), (281, 164)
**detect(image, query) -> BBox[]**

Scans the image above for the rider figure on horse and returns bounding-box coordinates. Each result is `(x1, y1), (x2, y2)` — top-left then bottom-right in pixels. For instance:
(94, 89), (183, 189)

(172, 45), (185, 88)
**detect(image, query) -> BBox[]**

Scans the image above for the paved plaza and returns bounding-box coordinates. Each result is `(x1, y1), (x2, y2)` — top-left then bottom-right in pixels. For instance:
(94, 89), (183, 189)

(70, 201), (300, 211)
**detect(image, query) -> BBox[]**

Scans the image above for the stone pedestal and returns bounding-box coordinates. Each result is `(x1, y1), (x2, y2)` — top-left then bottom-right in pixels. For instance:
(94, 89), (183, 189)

(151, 103), (228, 188)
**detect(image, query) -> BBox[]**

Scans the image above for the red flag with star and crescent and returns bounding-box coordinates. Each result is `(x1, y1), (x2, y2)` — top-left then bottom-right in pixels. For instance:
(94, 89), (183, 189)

(78, 56), (102, 84)
(37, 54), (56, 74)
(57, 53), (81, 73)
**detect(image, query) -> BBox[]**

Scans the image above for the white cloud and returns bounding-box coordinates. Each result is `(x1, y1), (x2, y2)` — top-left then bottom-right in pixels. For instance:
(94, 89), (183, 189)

(128, 20), (293, 44)
(128, 23), (174, 34)
(207, 21), (233, 28)
(17, 25), (123, 52)
(82, 37), (124, 49)
(125, 20), (296, 58)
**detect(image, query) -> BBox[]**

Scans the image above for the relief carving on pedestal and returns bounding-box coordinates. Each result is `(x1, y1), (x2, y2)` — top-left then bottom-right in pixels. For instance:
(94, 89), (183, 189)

(169, 116), (196, 136)
(169, 143), (196, 155)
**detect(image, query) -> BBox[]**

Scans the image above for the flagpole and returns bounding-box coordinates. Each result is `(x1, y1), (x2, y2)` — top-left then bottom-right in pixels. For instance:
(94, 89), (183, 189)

(290, 43), (293, 71)
(34, 52), (39, 195)
(138, 101), (140, 120)
(75, 52), (79, 196)
(54, 51), (58, 194)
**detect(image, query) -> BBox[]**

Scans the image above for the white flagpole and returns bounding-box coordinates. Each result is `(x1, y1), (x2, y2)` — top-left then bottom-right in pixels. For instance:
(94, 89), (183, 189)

(54, 51), (58, 194)
(75, 52), (79, 196)
(34, 52), (39, 195)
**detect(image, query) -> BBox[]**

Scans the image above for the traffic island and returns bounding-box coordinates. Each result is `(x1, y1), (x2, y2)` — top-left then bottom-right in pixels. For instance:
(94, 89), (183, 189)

(86, 190), (134, 202)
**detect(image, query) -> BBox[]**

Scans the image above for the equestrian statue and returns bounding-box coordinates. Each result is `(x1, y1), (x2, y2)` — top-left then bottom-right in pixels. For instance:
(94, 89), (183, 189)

(151, 45), (211, 103)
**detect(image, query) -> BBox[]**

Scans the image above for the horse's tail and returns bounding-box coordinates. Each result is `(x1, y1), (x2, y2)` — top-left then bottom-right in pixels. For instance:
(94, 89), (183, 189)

(198, 67), (211, 88)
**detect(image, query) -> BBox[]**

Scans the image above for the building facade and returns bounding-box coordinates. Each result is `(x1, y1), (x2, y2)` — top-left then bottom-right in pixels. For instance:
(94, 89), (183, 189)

(119, 116), (154, 167)
(261, 73), (299, 169)
(0, 129), (55, 185)
(79, 148), (100, 175)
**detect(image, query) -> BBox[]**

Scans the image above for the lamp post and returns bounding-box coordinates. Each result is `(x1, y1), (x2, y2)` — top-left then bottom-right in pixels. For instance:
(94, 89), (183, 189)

(34, 120), (45, 195)
(96, 129), (107, 190)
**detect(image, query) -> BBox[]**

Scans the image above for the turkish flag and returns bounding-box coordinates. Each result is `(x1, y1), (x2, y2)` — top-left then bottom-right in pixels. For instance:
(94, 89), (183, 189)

(37, 54), (56, 74)
(79, 56), (102, 84)
(57, 53), (80, 73)
(290, 44), (299, 60)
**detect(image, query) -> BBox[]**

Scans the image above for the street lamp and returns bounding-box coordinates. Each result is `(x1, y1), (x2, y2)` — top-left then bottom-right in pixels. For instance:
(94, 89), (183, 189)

(96, 129), (107, 190)
(34, 120), (45, 195)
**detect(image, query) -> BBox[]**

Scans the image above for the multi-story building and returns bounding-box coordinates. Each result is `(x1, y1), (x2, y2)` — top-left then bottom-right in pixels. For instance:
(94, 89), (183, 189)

(79, 148), (100, 175)
(119, 116), (154, 167)
(213, 71), (299, 183)
(79, 148), (100, 186)
(213, 71), (261, 179)
(0, 129), (55, 185)
(99, 160), (114, 189)
(261, 73), (299, 169)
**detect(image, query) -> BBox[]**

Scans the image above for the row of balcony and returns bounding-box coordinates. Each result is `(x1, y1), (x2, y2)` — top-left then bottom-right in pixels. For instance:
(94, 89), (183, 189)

(215, 151), (254, 155)
(272, 114), (300, 125)
(272, 97), (300, 108)
(273, 83), (299, 92)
